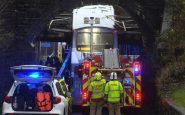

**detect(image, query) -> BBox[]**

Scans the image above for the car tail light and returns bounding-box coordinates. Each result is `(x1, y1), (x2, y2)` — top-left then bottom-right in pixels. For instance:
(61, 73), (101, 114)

(4, 96), (12, 103)
(54, 96), (61, 104)
(135, 92), (142, 104)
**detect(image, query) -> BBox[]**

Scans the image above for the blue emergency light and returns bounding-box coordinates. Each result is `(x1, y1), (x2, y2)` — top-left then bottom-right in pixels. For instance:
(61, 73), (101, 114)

(15, 70), (52, 79)
(11, 65), (55, 83)
(124, 78), (132, 86)
(134, 67), (139, 72)
(28, 72), (40, 78)
(133, 62), (140, 72)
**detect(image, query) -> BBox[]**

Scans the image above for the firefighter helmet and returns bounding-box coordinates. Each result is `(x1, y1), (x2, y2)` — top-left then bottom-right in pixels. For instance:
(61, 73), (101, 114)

(94, 72), (102, 80)
(125, 63), (130, 67)
(110, 72), (117, 80)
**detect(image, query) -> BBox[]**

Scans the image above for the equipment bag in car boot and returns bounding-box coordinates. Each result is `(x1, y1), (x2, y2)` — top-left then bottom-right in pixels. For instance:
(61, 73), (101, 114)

(35, 91), (52, 111)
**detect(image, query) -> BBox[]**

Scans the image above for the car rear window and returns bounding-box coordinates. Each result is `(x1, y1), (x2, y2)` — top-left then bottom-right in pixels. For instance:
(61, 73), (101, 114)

(12, 83), (53, 111)
(13, 69), (54, 83)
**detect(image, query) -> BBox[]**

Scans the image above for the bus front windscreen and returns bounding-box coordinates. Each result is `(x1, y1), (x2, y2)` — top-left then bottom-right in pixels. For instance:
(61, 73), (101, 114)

(76, 32), (114, 52)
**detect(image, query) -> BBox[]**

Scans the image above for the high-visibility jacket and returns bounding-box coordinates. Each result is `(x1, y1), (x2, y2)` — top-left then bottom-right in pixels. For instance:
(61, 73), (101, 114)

(89, 79), (106, 100)
(104, 80), (123, 103)
(58, 79), (67, 96)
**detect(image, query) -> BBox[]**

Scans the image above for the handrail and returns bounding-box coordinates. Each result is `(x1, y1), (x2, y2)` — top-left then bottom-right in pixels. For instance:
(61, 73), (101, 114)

(57, 49), (71, 77)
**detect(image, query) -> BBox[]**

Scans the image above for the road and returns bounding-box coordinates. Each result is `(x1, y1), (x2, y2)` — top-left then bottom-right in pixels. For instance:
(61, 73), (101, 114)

(72, 106), (141, 115)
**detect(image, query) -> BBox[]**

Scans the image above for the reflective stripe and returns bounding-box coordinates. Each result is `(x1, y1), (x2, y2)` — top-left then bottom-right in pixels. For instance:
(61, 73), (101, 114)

(136, 75), (141, 91)
(135, 74), (141, 107)
(58, 79), (66, 96)
(83, 76), (90, 89)
(124, 67), (135, 106)
(82, 64), (97, 106)
(124, 67), (142, 107)
(109, 90), (121, 91)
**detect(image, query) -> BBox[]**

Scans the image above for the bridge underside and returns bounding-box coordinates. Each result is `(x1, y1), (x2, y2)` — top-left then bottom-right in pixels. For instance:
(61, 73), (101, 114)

(0, 0), (165, 103)
(0, 0), (164, 48)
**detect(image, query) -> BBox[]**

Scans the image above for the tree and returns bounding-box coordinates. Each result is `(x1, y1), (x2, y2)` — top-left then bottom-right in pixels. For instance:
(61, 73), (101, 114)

(157, 0), (185, 64)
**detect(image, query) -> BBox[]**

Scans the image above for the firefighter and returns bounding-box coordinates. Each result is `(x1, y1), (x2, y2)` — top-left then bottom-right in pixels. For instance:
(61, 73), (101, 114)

(89, 71), (106, 115)
(105, 72), (123, 115)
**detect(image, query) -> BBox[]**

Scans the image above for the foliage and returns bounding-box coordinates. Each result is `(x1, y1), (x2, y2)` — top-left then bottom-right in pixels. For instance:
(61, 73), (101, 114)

(156, 60), (185, 97)
(157, 0), (185, 65)
(171, 84), (185, 108)
(156, 0), (185, 99)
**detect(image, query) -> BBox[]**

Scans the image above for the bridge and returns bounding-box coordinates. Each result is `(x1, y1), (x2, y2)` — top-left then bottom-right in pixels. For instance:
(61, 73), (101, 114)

(0, 0), (166, 114)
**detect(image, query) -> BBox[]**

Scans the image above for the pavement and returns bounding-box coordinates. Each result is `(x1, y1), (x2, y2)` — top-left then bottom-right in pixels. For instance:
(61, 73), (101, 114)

(165, 99), (185, 115)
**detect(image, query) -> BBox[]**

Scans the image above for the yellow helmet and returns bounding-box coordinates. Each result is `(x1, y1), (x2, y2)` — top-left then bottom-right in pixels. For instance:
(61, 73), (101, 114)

(94, 72), (102, 80)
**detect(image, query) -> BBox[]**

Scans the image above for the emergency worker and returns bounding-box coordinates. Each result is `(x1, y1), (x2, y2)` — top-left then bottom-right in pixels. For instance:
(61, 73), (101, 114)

(89, 72), (106, 115)
(58, 79), (67, 96)
(105, 72), (123, 115)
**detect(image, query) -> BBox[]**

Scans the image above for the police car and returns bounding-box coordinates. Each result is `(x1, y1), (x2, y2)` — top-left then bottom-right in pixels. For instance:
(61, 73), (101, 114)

(2, 65), (72, 115)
